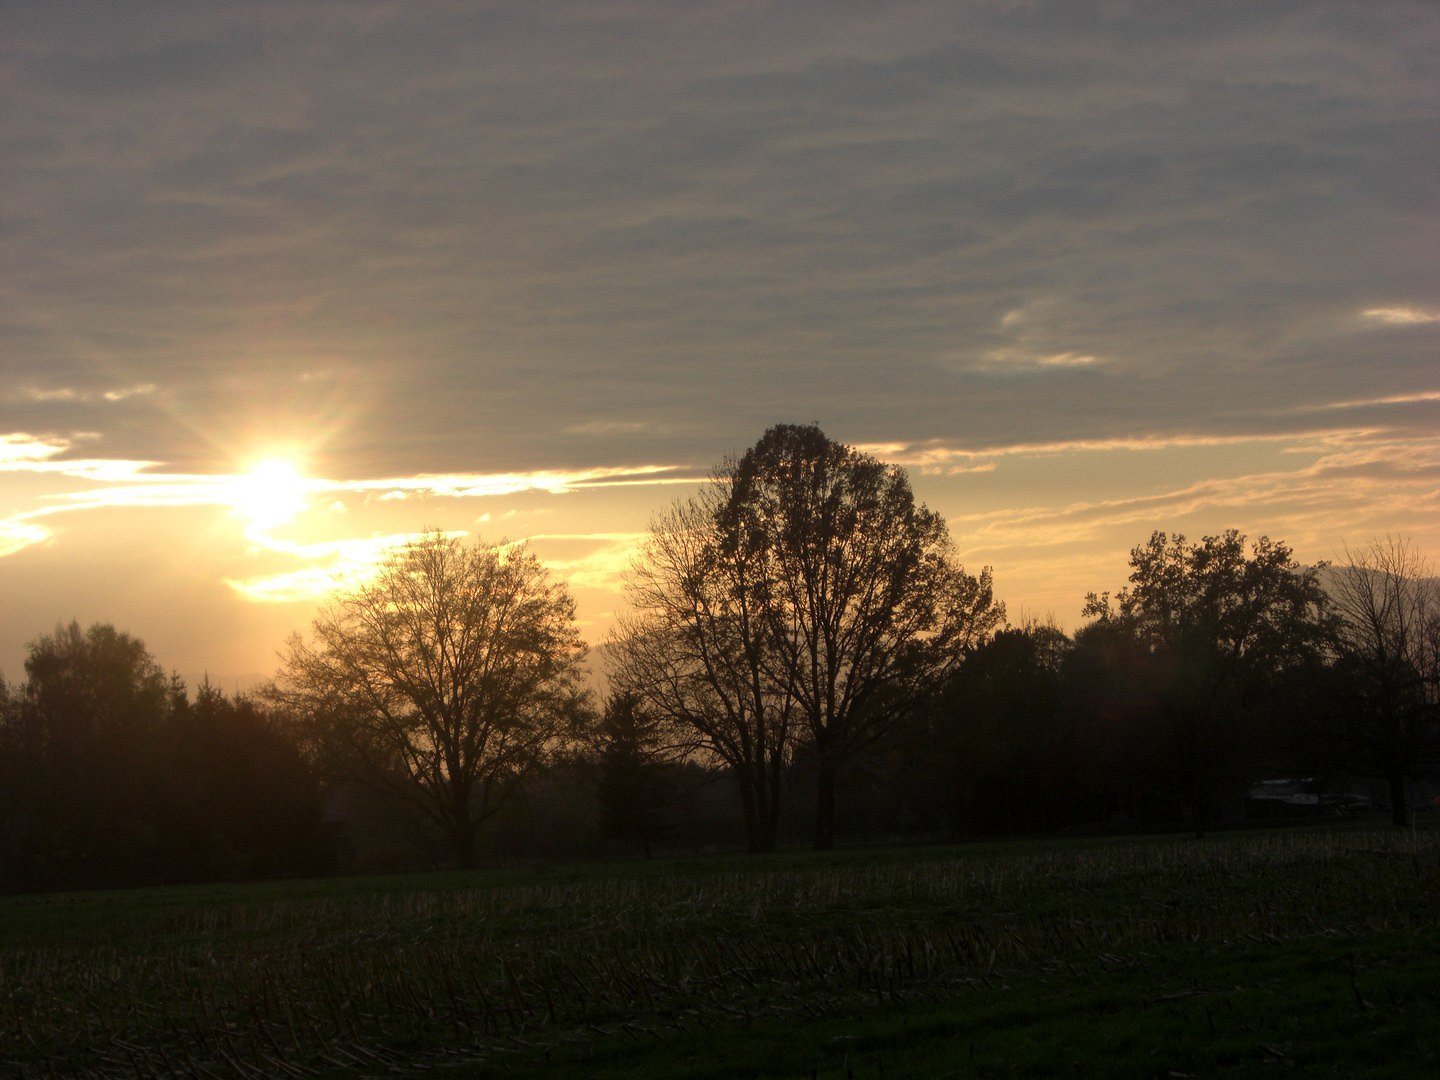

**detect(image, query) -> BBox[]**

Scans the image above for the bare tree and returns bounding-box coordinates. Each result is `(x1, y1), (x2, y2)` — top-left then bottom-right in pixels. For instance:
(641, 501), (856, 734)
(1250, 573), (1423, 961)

(274, 532), (587, 866)
(1327, 536), (1440, 824)
(612, 425), (1003, 851)
(612, 482), (795, 853)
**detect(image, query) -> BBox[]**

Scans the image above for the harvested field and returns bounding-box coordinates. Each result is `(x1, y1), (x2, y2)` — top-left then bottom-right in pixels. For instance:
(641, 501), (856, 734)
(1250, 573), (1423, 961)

(3, 826), (1438, 1077)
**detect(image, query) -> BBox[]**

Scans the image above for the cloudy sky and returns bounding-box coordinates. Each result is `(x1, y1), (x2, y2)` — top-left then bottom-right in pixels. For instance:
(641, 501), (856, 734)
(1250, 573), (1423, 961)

(2, 1), (1436, 683)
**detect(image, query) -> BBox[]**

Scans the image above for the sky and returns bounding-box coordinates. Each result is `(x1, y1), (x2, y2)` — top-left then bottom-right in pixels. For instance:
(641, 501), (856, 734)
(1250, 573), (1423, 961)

(2, 1), (1437, 685)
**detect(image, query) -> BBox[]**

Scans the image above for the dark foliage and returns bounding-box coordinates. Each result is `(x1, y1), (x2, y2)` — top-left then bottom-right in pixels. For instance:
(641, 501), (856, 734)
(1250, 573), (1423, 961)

(3, 526), (1431, 887)
(1080, 531), (1334, 834)
(595, 692), (670, 858)
(612, 424), (1002, 852)
(0, 622), (328, 893)
(929, 624), (1073, 835)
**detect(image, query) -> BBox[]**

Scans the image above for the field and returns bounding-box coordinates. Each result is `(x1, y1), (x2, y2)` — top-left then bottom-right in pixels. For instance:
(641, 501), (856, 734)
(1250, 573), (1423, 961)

(2, 826), (1438, 1077)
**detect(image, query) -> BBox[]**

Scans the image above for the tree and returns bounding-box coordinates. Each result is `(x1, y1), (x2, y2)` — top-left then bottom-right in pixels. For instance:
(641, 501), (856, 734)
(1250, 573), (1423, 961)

(726, 425), (1003, 848)
(612, 479), (796, 853)
(931, 622), (1071, 836)
(0, 622), (175, 890)
(163, 682), (329, 879)
(1083, 530), (1334, 834)
(0, 623), (330, 892)
(612, 425), (1003, 851)
(275, 532), (588, 867)
(1325, 537), (1440, 824)
(595, 691), (670, 858)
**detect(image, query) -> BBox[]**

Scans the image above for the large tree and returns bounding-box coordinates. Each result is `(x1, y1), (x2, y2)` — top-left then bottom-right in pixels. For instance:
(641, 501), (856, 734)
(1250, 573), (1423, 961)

(1083, 530), (1334, 834)
(275, 532), (587, 866)
(1324, 537), (1440, 824)
(613, 425), (1003, 850)
(0, 622), (174, 889)
(612, 479), (796, 853)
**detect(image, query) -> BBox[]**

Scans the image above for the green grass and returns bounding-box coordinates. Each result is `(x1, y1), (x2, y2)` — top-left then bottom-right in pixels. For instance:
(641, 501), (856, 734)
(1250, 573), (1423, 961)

(2, 825), (1437, 1077)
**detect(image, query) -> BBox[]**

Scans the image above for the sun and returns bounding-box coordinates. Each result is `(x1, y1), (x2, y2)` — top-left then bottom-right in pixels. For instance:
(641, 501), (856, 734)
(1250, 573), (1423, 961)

(233, 457), (310, 530)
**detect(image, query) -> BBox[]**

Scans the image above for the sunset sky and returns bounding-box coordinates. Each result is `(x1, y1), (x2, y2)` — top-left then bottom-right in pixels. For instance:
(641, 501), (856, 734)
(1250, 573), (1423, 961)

(3, 2), (1437, 685)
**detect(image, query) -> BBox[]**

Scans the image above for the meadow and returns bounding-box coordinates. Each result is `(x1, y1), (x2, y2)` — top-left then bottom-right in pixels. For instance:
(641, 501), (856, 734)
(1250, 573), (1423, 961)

(2, 825), (1437, 1078)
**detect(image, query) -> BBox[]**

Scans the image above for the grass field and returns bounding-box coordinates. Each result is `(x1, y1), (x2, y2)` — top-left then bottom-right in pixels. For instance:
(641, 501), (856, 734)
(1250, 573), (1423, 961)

(2, 824), (1438, 1077)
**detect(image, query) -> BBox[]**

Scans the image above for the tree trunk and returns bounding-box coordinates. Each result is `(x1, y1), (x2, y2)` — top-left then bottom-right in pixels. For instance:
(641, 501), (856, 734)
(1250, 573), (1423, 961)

(745, 801), (777, 852)
(1386, 770), (1409, 827)
(738, 771), (773, 853)
(814, 759), (836, 850)
(449, 782), (477, 868)
(752, 816), (778, 853)
(451, 824), (476, 868)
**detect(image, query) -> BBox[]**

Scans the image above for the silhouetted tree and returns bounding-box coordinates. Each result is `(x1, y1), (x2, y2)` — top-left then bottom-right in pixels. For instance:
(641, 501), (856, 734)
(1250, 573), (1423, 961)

(612, 479), (795, 853)
(613, 425), (1003, 851)
(933, 622), (1071, 835)
(274, 532), (589, 867)
(1325, 537), (1440, 824)
(0, 624), (330, 892)
(1060, 617), (1171, 826)
(595, 691), (669, 858)
(163, 683), (329, 878)
(0, 675), (23, 884)
(0, 622), (173, 889)
(1083, 531), (1334, 835)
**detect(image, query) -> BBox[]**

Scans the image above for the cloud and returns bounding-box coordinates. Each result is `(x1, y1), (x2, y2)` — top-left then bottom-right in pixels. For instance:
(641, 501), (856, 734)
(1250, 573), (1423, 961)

(1292, 390), (1440, 412)
(521, 532), (652, 592)
(39, 33), (267, 96)
(0, 519), (51, 559)
(14, 384), (157, 405)
(225, 531), (455, 605)
(0, 442), (689, 512)
(5, 2), (1435, 475)
(979, 348), (1104, 370)
(3, 3), (1438, 673)
(948, 432), (1439, 553)
(562, 420), (653, 437)
(329, 466), (692, 500)
(0, 439), (697, 597)
(1362, 307), (1440, 326)
(0, 434), (74, 466)
(857, 427), (1378, 473)
(101, 384), (157, 402)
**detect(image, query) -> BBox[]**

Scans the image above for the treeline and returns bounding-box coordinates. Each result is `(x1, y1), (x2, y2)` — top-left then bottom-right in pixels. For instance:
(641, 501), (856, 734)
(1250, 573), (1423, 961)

(597, 529), (1440, 851)
(1, 426), (1437, 892)
(0, 624), (329, 893)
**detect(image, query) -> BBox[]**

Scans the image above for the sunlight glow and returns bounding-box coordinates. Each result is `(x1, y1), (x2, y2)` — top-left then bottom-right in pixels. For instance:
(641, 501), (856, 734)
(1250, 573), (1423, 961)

(232, 458), (310, 531)
(225, 530), (465, 603)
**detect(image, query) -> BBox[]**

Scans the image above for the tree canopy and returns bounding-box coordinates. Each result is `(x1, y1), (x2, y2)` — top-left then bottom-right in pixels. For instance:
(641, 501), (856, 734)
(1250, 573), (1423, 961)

(612, 473), (796, 852)
(0, 622), (324, 892)
(612, 424), (1003, 850)
(1083, 530), (1334, 833)
(274, 532), (588, 866)
(595, 691), (670, 858)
